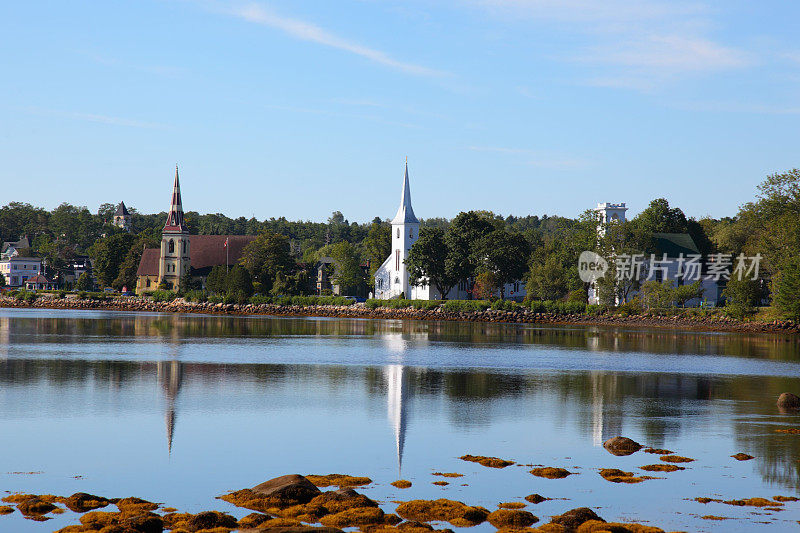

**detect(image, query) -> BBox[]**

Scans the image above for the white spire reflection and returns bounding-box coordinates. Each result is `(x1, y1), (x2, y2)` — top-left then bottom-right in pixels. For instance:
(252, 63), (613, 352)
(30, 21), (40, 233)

(157, 359), (183, 455)
(385, 364), (409, 477)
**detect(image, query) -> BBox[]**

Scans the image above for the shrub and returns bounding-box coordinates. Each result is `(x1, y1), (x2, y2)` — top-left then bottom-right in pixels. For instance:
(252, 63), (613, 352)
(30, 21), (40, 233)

(184, 290), (207, 303)
(150, 290), (177, 302)
(442, 300), (490, 313)
(249, 294), (272, 305)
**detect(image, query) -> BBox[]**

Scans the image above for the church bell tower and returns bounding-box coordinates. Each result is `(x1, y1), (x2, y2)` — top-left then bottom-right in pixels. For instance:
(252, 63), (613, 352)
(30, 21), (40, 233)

(158, 166), (191, 289)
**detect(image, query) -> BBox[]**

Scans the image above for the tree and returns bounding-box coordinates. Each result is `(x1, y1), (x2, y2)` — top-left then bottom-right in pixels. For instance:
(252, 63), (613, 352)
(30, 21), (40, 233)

(89, 233), (136, 288)
(239, 230), (294, 293)
(472, 271), (498, 300)
(674, 281), (705, 308)
(634, 198), (688, 235)
(0, 272), (5, 288)
(639, 280), (675, 310)
(361, 222), (391, 286)
(179, 268), (201, 294)
(407, 227), (458, 299)
(226, 265), (253, 301)
(445, 211), (500, 284)
(75, 272), (93, 291)
(475, 229), (530, 299)
(773, 258), (800, 320)
(206, 266), (228, 294)
(113, 231), (159, 291)
(526, 254), (569, 301)
(322, 241), (363, 295)
(723, 278), (760, 318)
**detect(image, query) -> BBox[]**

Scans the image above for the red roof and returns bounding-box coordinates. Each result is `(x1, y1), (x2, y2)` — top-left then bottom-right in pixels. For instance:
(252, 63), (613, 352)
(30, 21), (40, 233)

(136, 235), (258, 276)
(25, 274), (51, 284)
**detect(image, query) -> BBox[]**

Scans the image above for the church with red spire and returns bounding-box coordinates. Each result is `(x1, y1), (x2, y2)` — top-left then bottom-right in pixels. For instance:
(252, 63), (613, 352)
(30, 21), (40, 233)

(135, 167), (256, 293)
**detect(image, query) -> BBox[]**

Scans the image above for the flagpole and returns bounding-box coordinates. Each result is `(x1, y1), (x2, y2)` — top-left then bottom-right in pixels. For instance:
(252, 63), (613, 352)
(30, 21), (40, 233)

(226, 238), (229, 274)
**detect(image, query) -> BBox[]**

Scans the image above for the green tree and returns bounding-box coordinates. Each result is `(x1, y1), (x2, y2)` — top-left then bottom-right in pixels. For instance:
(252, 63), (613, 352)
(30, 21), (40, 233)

(526, 254), (570, 301)
(639, 280), (675, 310)
(226, 265), (253, 300)
(112, 231), (159, 291)
(472, 271), (498, 300)
(239, 230), (294, 293)
(723, 278), (760, 318)
(321, 241), (363, 295)
(407, 227), (458, 299)
(475, 229), (530, 299)
(206, 265), (228, 294)
(633, 198), (688, 235)
(89, 233), (136, 288)
(445, 211), (500, 283)
(361, 222), (391, 286)
(773, 258), (800, 320)
(674, 281), (705, 308)
(75, 272), (93, 291)
(0, 272), (5, 288)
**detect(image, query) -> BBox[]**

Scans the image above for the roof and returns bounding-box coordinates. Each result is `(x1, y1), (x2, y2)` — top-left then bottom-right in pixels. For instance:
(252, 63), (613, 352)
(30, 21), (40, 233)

(115, 202), (130, 217)
(391, 162), (419, 225)
(652, 233), (700, 258)
(136, 235), (258, 276)
(2, 236), (30, 254)
(25, 274), (51, 284)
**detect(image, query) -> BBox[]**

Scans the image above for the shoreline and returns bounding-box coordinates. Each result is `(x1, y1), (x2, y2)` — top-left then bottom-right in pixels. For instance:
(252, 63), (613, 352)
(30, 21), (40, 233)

(1, 296), (798, 335)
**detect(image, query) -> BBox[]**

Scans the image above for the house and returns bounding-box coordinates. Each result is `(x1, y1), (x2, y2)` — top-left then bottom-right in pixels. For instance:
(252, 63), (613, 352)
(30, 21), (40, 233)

(135, 167), (256, 293)
(0, 256), (43, 287)
(25, 274), (57, 291)
(1, 236), (31, 259)
(374, 162), (526, 301)
(587, 202), (722, 306)
(315, 257), (341, 295)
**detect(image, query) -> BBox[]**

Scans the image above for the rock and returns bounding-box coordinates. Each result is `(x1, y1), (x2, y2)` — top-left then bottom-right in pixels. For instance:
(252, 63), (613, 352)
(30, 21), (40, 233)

(548, 507), (604, 531)
(319, 507), (386, 527)
(731, 453), (754, 461)
(62, 492), (111, 513)
(391, 480), (412, 489)
(777, 393), (800, 411)
(17, 498), (56, 515)
(487, 509), (538, 528)
(309, 488), (378, 513)
(121, 512), (164, 533)
(185, 510), (238, 530)
(602, 436), (642, 456)
(524, 494), (549, 504)
(252, 474), (323, 505)
(459, 455), (514, 468)
(529, 467), (573, 479)
(395, 499), (489, 527)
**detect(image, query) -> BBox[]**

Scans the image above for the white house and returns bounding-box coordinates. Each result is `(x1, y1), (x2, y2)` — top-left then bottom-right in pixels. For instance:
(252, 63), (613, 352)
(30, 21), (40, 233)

(374, 163), (527, 301)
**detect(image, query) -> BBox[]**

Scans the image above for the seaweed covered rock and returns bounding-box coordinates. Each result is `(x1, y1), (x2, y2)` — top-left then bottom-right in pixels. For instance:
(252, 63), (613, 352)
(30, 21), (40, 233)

(184, 510), (238, 530)
(115, 497), (160, 513)
(602, 437), (642, 456)
(395, 499), (489, 527)
(529, 467), (573, 479)
(524, 494), (550, 504)
(306, 474), (372, 488)
(391, 480), (413, 489)
(577, 520), (665, 532)
(777, 392), (800, 411)
(548, 507), (603, 531)
(121, 512), (164, 533)
(254, 474), (323, 503)
(17, 497), (57, 515)
(62, 492), (111, 513)
(318, 506), (386, 527)
(487, 509), (538, 528)
(598, 469), (647, 484)
(459, 455), (514, 468)
(310, 488), (378, 513)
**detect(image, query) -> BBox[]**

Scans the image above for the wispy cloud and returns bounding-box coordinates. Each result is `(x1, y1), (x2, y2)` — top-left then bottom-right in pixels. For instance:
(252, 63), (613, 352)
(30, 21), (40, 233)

(468, 145), (588, 169)
(227, 3), (445, 77)
(27, 107), (169, 129)
(472, 0), (752, 90)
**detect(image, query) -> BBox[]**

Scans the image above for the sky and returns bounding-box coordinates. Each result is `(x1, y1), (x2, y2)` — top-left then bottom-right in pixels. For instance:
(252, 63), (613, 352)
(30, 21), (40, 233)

(1, 1), (799, 223)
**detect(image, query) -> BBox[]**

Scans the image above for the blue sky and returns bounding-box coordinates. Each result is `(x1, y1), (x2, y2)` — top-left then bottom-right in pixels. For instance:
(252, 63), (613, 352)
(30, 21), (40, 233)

(2, 1), (799, 222)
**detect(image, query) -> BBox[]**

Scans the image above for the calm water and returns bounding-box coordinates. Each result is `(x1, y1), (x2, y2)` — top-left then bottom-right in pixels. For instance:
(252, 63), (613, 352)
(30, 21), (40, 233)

(1, 309), (800, 532)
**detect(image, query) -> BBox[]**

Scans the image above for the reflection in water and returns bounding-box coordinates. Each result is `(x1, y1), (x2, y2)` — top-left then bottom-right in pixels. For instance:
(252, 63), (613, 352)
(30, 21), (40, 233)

(386, 365), (408, 477)
(158, 360), (183, 455)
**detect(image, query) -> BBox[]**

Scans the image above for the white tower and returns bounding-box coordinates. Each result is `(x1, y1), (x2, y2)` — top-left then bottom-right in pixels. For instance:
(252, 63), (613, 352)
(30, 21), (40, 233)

(391, 161), (420, 298)
(595, 203), (628, 224)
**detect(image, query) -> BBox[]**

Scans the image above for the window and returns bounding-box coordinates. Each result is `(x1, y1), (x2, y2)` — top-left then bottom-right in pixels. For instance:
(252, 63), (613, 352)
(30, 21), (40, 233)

(168, 239), (175, 253)
(396, 228), (400, 238)
(395, 250), (400, 271)
(409, 228), (413, 239)
(146, 278), (151, 288)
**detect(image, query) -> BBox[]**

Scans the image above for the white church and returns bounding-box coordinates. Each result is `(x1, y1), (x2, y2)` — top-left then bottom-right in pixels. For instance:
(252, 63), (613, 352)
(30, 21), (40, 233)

(374, 163), (527, 301)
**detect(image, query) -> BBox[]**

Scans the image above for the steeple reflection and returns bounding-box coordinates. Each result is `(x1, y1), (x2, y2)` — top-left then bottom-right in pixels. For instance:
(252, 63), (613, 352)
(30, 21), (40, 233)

(386, 364), (408, 477)
(157, 360), (183, 455)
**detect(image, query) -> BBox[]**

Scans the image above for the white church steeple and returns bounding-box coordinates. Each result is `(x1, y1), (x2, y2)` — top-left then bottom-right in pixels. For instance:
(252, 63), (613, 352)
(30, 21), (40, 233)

(392, 160), (418, 225)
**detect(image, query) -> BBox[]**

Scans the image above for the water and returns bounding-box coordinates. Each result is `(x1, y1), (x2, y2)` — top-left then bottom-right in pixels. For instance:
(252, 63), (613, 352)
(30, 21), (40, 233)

(1, 308), (799, 532)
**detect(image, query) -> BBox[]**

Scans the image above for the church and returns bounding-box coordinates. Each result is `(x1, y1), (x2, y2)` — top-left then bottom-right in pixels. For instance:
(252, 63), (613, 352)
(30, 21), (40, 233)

(374, 163), (527, 301)
(135, 168), (255, 293)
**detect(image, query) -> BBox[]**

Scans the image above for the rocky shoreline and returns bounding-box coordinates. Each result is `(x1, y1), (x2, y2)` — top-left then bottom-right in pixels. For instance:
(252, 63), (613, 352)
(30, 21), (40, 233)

(1, 295), (798, 335)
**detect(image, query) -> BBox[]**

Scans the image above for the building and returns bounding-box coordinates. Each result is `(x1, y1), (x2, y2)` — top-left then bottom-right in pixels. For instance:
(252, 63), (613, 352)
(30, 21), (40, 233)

(1, 236), (31, 259)
(0, 256), (43, 287)
(374, 162), (526, 301)
(588, 202), (722, 306)
(25, 274), (56, 291)
(374, 162), (420, 300)
(135, 168), (256, 293)
(113, 202), (132, 231)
